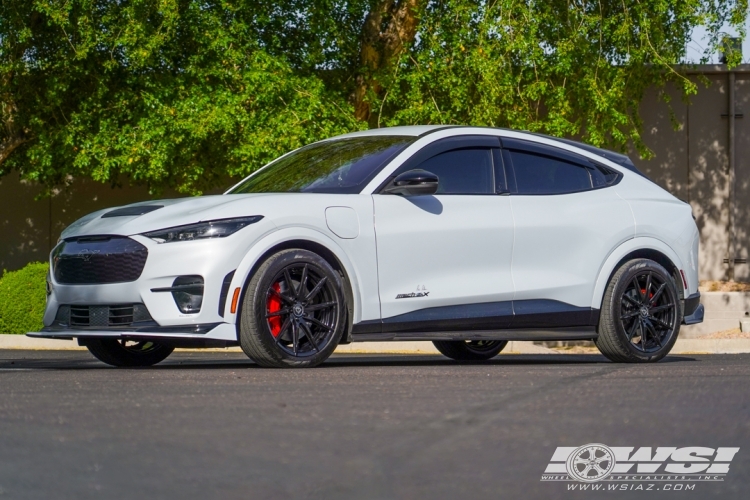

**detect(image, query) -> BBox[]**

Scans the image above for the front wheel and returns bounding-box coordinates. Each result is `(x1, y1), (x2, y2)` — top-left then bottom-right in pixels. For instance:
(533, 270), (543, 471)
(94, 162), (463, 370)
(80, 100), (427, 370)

(85, 339), (174, 367)
(595, 258), (681, 363)
(433, 340), (508, 361)
(239, 249), (347, 368)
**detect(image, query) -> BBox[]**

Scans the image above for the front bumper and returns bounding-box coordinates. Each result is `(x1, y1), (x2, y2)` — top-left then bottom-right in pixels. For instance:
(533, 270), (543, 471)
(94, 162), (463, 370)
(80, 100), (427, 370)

(43, 232), (256, 329)
(682, 292), (703, 325)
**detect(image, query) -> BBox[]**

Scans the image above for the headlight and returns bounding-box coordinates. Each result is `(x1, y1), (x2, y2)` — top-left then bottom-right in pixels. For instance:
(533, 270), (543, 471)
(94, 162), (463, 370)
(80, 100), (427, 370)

(142, 216), (263, 243)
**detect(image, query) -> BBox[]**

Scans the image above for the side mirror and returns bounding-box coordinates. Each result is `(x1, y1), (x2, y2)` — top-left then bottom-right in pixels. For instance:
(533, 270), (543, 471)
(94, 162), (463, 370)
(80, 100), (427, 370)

(383, 169), (439, 196)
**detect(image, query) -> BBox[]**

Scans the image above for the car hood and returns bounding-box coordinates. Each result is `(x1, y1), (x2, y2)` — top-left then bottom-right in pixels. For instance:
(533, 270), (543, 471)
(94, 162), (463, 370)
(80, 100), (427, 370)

(59, 194), (283, 239)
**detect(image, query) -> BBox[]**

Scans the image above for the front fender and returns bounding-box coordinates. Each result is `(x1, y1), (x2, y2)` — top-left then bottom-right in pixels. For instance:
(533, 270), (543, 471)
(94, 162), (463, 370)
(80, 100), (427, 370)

(590, 237), (686, 310)
(221, 227), (365, 328)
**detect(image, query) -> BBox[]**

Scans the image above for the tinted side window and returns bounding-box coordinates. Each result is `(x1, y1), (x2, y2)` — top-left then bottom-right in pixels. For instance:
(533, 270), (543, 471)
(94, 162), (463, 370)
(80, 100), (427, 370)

(589, 163), (622, 187)
(508, 150), (592, 195)
(415, 148), (494, 194)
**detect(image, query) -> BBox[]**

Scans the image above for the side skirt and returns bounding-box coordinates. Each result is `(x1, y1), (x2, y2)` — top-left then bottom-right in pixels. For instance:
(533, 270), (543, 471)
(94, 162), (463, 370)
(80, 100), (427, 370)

(353, 327), (597, 342)
(351, 299), (600, 342)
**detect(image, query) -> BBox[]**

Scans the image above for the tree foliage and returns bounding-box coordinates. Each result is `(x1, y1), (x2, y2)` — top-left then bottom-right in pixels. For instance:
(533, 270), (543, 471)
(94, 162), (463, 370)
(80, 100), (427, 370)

(373, 0), (748, 150)
(0, 0), (747, 194)
(0, 1), (364, 194)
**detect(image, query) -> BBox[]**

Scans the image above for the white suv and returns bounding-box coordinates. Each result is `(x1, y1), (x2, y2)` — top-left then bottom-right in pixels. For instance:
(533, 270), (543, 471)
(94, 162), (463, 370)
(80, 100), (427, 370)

(33, 126), (703, 367)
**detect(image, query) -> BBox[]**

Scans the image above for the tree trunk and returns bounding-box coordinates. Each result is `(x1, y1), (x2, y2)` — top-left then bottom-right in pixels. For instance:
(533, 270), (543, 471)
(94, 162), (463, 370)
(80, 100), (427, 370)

(354, 0), (422, 125)
(0, 99), (29, 166)
(0, 133), (27, 165)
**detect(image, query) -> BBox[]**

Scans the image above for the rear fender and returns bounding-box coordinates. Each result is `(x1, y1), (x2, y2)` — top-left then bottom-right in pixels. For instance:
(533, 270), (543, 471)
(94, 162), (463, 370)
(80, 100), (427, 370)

(591, 237), (685, 310)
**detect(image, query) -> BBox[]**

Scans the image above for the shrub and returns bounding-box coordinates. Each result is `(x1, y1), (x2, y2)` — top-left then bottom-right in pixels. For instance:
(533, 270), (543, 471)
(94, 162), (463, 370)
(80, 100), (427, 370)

(0, 262), (49, 334)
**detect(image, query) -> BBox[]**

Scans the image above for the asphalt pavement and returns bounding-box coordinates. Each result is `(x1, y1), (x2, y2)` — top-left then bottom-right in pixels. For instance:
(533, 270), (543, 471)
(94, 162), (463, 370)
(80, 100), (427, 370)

(1, 350), (748, 500)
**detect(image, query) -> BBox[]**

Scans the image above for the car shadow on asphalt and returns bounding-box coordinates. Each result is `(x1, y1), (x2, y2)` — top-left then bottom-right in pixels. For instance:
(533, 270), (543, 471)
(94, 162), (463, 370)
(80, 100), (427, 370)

(321, 353), (698, 368)
(0, 352), (699, 371)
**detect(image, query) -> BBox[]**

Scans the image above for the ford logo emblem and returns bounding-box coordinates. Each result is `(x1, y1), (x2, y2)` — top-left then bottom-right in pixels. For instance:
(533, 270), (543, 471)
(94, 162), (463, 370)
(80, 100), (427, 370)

(77, 249), (100, 262)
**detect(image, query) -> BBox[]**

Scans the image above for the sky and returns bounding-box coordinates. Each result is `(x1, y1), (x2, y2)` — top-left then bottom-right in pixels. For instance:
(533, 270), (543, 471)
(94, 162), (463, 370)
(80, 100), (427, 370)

(686, 18), (750, 64)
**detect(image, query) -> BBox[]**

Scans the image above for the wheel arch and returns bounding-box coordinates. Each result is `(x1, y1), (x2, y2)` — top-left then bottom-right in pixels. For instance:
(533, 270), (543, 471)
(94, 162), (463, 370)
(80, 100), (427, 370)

(225, 228), (360, 341)
(591, 238), (686, 310)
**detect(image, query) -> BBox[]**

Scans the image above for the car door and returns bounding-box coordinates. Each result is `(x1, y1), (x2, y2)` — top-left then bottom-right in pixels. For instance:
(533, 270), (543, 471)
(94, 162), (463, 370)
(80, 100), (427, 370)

(502, 138), (634, 327)
(371, 136), (515, 336)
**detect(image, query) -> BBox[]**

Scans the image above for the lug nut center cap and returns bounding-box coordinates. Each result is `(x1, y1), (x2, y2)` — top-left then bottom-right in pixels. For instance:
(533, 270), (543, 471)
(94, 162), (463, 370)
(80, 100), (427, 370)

(293, 304), (304, 317)
(639, 306), (649, 318)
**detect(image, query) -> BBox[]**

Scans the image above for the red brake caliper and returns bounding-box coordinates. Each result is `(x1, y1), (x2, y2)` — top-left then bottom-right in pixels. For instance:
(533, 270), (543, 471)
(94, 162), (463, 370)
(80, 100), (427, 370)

(267, 283), (283, 337)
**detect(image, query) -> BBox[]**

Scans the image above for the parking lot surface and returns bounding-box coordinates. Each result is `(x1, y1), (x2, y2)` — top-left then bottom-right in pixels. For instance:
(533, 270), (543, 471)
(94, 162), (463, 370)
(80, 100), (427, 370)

(1, 350), (748, 499)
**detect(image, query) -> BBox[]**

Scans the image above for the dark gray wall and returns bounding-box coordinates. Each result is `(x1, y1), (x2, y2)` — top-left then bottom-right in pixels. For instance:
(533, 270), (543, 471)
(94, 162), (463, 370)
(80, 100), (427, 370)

(632, 66), (750, 281)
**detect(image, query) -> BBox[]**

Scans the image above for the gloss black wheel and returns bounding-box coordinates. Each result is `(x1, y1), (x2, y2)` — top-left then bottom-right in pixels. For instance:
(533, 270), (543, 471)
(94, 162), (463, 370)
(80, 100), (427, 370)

(85, 338), (174, 367)
(239, 249), (346, 368)
(265, 263), (339, 357)
(433, 340), (508, 361)
(596, 259), (681, 363)
(619, 270), (678, 353)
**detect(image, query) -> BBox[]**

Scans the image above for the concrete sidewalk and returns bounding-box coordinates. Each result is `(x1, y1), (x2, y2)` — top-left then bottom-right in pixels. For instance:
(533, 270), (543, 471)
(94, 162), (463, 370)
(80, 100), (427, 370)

(2, 334), (750, 355)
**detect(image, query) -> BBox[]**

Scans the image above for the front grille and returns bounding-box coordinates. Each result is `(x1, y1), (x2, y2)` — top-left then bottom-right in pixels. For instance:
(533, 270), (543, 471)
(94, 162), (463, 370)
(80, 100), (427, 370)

(55, 304), (153, 328)
(52, 236), (148, 284)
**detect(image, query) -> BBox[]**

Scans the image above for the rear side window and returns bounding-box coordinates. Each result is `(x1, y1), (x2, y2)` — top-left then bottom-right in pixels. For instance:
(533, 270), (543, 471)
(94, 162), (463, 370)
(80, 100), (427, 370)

(413, 148), (495, 194)
(589, 163), (622, 188)
(507, 150), (592, 195)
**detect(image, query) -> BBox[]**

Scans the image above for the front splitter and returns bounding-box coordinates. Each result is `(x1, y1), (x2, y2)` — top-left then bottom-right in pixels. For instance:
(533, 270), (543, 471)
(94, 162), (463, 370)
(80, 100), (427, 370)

(28, 323), (238, 342)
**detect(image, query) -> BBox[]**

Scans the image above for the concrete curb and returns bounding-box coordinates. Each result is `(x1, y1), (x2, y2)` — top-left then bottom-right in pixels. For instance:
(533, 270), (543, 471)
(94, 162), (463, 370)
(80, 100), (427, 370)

(2, 334), (750, 354)
(680, 291), (750, 338)
(670, 338), (750, 354)
(1, 335), (85, 350)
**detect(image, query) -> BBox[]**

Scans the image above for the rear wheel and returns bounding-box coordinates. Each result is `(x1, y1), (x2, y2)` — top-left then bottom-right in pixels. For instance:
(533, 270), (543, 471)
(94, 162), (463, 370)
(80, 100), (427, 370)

(239, 249), (347, 368)
(85, 339), (174, 367)
(433, 340), (508, 361)
(595, 258), (681, 363)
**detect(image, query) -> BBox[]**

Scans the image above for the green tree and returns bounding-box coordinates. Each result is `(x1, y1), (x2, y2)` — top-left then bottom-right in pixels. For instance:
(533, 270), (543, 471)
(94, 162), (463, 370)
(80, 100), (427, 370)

(0, 1), (364, 194)
(366, 0), (748, 151)
(0, 1), (747, 194)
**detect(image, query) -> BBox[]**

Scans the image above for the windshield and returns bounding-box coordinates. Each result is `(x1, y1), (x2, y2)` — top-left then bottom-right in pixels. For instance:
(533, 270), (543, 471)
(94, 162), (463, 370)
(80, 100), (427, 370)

(228, 136), (414, 194)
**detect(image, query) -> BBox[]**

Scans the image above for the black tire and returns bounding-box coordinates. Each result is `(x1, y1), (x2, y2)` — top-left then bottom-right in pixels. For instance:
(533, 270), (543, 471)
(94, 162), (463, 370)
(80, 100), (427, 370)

(433, 340), (508, 361)
(239, 249), (347, 368)
(595, 258), (681, 363)
(85, 339), (174, 367)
